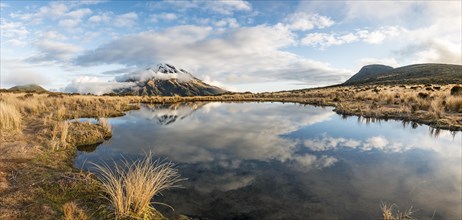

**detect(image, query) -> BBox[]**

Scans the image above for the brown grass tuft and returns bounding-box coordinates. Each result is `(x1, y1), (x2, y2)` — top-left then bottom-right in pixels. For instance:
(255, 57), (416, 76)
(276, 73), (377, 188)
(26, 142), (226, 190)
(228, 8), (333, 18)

(0, 101), (22, 132)
(92, 153), (184, 218)
(98, 118), (111, 134)
(381, 202), (416, 220)
(51, 121), (69, 150)
(446, 96), (462, 113)
(62, 202), (87, 220)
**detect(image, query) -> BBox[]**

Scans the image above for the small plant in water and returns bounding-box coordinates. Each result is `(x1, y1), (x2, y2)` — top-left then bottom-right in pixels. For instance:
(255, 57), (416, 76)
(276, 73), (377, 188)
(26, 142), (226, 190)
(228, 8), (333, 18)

(92, 153), (184, 219)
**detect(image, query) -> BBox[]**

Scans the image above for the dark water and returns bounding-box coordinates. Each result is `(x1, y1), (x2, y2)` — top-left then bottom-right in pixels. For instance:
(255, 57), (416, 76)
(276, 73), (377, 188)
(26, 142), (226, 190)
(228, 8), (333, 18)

(74, 102), (462, 220)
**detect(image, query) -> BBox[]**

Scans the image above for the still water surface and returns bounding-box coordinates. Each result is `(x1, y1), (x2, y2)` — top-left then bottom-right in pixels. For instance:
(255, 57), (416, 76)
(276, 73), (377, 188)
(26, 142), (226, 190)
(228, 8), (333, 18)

(75, 102), (461, 219)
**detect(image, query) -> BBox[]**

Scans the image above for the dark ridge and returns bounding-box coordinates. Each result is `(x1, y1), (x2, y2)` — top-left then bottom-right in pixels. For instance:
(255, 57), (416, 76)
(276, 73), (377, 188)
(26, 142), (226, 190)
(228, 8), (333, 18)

(343, 63), (462, 86)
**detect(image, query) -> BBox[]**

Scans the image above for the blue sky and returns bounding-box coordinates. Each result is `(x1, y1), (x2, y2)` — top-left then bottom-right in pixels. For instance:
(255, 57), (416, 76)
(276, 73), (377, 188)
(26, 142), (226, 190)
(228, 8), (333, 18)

(1, 1), (461, 93)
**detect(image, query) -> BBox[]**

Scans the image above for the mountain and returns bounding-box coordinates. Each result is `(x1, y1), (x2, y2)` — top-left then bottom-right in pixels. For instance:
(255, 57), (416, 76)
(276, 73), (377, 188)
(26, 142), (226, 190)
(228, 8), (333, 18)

(8, 84), (48, 93)
(113, 63), (227, 96)
(344, 64), (394, 85)
(343, 63), (462, 85)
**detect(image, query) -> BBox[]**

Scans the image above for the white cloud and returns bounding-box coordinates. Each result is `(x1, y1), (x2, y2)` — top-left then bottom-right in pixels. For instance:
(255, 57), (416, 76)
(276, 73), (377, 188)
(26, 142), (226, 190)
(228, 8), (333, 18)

(0, 20), (29, 39)
(150, 13), (177, 22)
(149, 0), (252, 15)
(40, 30), (67, 40)
(58, 8), (92, 28)
(284, 12), (334, 31)
(301, 26), (404, 49)
(26, 40), (82, 63)
(64, 76), (136, 95)
(59, 19), (80, 28)
(343, 2), (418, 23)
(75, 24), (351, 86)
(88, 12), (111, 24)
(356, 26), (402, 44)
(212, 18), (239, 28)
(0, 59), (51, 87)
(114, 12), (138, 27)
(3, 39), (27, 47)
(301, 33), (352, 49)
(206, 0), (252, 15)
(11, 3), (69, 24)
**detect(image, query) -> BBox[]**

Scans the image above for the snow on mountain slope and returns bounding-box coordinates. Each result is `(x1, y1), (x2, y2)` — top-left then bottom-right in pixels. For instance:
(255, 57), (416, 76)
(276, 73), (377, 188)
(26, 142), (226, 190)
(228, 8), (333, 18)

(115, 63), (195, 83)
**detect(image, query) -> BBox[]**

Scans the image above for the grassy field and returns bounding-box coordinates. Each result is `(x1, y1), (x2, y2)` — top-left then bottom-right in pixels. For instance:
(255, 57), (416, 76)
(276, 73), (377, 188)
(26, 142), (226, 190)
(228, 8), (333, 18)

(0, 83), (461, 219)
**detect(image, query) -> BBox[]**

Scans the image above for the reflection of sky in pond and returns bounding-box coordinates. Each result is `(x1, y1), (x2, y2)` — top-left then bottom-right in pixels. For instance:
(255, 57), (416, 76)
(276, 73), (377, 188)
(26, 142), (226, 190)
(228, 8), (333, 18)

(75, 102), (461, 220)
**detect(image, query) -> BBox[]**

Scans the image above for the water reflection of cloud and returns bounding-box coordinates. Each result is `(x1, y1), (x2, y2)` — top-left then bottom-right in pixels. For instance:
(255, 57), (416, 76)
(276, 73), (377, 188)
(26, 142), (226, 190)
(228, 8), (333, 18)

(301, 131), (461, 218)
(192, 172), (256, 193)
(102, 103), (337, 169)
(303, 132), (461, 156)
(75, 102), (461, 219)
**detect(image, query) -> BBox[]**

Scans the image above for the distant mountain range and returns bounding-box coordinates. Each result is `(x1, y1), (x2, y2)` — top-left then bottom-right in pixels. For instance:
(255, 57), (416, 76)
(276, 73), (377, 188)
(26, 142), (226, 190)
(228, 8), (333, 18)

(113, 63), (227, 96)
(8, 84), (48, 93)
(344, 63), (462, 85)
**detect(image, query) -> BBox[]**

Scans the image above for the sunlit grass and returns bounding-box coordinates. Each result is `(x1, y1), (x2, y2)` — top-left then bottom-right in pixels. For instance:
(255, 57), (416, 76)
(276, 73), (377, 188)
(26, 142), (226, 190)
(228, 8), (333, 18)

(381, 202), (416, 220)
(98, 118), (111, 134)
(92, 153), (184, 218)
(0, 101), (22, 132)
(50, 121), (69, 150)
(446, 96), (462, 113)
(62, 202), (87, 220)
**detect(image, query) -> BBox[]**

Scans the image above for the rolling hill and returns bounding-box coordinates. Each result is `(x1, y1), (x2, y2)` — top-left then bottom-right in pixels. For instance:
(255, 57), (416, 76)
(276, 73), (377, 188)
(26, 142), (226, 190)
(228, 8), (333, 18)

(8, 84), (48, 93)
(343, 63), (462, 85)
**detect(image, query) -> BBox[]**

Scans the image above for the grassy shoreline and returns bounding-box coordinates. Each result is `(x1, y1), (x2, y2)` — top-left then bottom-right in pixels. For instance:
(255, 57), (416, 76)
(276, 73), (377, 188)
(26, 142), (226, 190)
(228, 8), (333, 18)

(0, 83), (461, 218)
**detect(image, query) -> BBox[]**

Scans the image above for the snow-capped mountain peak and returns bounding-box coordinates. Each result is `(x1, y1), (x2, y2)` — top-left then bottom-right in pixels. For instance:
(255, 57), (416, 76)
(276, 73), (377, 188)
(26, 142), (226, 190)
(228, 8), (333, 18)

(116, 63), (194, 83)
(112, 63), (228, 96)
(155, 63), (191, 75)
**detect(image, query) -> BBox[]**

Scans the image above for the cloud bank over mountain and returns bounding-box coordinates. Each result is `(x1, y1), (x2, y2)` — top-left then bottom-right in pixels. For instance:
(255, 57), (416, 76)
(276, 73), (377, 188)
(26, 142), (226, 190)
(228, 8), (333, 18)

(1, 1), (460, 91)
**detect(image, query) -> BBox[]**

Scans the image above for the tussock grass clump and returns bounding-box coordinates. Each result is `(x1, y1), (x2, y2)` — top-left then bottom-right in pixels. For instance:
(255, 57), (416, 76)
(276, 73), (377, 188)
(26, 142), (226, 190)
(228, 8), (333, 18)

(93, 154), (183, 219)
(98, 118), (111, 134)
(381, 202), (416, 220)
(450, 85), (462, 96)
(62, 202), (87, 220)
(50, 121), (69, 150)
(0, 101), (22, 132)
(446, 96), (462, 113)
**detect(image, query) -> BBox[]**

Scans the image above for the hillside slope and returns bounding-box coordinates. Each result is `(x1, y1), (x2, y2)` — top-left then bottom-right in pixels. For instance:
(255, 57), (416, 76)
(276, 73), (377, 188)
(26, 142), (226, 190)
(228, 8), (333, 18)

(343, 63), (462, 85)
(8, 84), (48, 93)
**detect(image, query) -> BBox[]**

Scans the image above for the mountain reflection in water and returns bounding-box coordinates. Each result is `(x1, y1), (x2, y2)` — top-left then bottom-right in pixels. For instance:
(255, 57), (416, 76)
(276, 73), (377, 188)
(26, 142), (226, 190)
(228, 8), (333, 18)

(75, 102), (461, 220)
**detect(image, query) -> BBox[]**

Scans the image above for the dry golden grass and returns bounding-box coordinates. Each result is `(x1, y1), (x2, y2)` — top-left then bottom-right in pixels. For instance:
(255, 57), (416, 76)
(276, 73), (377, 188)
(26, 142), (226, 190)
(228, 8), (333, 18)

(62, 202), (87, 220)
(50, 121), (69, 150)
(98, 118), (111, 134)
(0, 101), (22, 132)
(381, 202), (416, 220)
(92, 153), (183, 219)
(446, 96), (462, 113)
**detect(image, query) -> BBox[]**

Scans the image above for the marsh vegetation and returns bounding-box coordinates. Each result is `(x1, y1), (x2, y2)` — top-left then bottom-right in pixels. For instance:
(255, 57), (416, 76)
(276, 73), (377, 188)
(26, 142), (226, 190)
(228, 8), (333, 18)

(0, 83), (461, 219)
